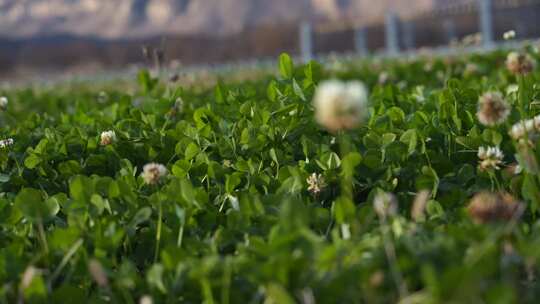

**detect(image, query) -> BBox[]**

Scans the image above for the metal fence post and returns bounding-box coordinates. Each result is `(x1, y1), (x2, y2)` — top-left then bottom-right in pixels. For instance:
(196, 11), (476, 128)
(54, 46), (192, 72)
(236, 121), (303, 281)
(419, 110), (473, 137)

(385, 12), (399, 55)
(479, 0), (494, 47)
(354, 27), (368, 55)
(402, 21), (415, 50)
(443, 19), (457, 44)
(300, 21), (313, 63)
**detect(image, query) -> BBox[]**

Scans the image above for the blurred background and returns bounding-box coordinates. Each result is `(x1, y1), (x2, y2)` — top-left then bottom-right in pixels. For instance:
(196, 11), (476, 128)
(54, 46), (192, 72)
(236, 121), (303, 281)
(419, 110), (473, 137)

(0, 0), (539, 80)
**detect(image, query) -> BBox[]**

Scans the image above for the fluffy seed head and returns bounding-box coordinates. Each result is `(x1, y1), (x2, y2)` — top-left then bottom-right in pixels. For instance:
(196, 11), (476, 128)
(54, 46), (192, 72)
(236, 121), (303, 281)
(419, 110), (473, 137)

(312, 80), (368, 133)
(100, 130), (116, 146)
(142, 163), (168, 185)
(477, 146), (504, 171)
(477, 92), (510, 126)
(506, 52), (535, 75)
(467, 192), (523, 224)
(373, 192), (398, 218)
(0, 96), (8, 111)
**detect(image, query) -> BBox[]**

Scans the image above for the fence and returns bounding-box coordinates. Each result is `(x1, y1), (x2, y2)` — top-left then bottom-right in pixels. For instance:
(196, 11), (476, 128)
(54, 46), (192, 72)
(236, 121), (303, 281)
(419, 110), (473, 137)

(300, 0), (540, 62)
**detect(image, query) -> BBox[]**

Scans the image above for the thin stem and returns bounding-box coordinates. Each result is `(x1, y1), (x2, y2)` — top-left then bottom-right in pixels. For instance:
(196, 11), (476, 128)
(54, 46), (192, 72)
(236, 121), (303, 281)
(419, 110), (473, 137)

(379, 216), (408, 299)
(177, 223), (184, 248)
(154, 201), (163, 263)
(37, 219), (49, 255)
(49, 239), (84, 286)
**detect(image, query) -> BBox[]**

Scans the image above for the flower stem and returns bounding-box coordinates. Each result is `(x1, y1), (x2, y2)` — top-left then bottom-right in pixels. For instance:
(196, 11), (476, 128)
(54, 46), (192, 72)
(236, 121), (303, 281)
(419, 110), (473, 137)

(154, 201), (163, 263)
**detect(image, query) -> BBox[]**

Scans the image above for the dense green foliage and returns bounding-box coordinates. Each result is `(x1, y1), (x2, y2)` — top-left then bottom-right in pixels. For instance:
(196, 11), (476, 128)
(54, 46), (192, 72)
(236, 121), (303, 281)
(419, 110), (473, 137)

(2, 48), (540, 303)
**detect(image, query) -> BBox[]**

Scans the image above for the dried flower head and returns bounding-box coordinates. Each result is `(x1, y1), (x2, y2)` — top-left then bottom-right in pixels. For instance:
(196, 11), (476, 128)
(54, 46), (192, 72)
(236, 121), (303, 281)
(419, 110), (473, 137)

(503, 30), (516, 41)
(100, 130), (116, 146)
(0, 138), (14, 149)
(313, 80), (368, 133)
(306, 173), (326, 195)
(0, 96), (8, 111)
(373, 192), (398, 218)
(477, 146), (504, 171)
(411, 190), (431, 221)
(88, 259), (108, 287)
(467, 192), (523, 224)
(477, 92), (510, 126)
(142, 163), (168, 185)
(506, 52), (535, 75)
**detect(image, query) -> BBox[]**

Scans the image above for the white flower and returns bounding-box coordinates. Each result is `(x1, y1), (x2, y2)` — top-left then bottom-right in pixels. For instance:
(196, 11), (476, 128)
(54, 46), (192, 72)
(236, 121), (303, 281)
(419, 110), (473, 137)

(312, 80), (368, 133)
(0, 96), (7, 111)
(477, 92), (510, 126)
(100, 130), (116, 146)
(373, 192), (398, 218)
(478, 146), (504, 171)
(141, 163), (168, 185)
(306, 173), (326, 195)
(503, 30), (516, 40)
(139, 295), (153, 304)
(509, 114), (540, 140)
(0, 138), (14, 149)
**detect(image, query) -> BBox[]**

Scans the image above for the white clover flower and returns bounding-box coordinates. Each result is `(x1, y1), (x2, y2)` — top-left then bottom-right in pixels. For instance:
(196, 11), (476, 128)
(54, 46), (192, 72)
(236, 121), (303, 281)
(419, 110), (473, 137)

(503, 30), (516, 41)
(373, 192), (398, 218)
(0, 138), (14, 149)
(141, 163), (168, 185)
(509, 114), (540, 140)
(477, 92), (510, 126)
(312, 79), (368, 133)
(139, 295), (153, 304)
(100, 130), (116, 146)
(510, 122), (527, 139)
(306, 173), (326, 195)
(0, 96), (8, 111)
(478, 146), (504, 171)
(506, 52), (535, 75)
